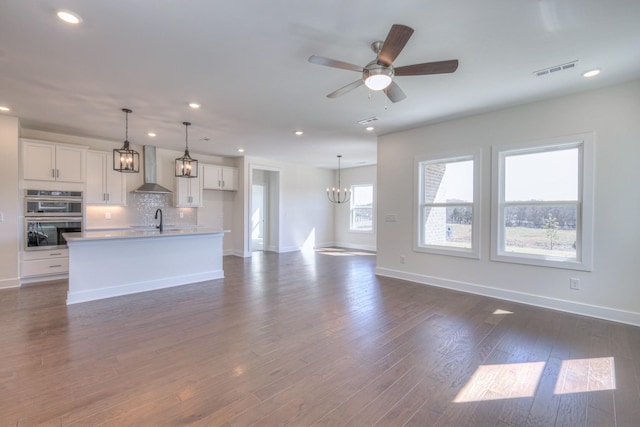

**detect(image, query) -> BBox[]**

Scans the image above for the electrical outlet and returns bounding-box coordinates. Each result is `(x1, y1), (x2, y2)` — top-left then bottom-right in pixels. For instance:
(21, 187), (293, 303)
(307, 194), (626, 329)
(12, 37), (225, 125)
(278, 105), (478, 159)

(0, 211), (3, 222)
(179, 212), (184, 219)
(570, 278), (580, 290)
(105, 212), (111, 220)
(400, 255), (406, 264)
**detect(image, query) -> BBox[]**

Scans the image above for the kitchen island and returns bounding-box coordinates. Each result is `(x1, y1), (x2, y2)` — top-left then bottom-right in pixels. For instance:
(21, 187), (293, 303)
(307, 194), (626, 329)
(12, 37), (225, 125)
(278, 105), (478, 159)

(63, 228), (227, 304)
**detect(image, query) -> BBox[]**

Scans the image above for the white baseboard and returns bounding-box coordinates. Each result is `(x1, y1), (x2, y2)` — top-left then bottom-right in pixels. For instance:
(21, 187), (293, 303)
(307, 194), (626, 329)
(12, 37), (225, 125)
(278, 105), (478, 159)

(227, 249), (251, 258)
(314, 241), (336, 248)
(20, 273), (68, 286)
(0, 277), (20, 289)
(334, 242), (377, 252)
(375, 267), (640, 327)
(67, 270), (224, 305)
(278, 246), (300, 253)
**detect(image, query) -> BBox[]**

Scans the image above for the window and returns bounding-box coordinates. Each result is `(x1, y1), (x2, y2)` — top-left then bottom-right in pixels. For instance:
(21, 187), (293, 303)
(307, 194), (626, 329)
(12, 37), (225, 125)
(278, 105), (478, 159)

(350, 184), (374, 232)
(415, 150), (480, 258)
(491, 133), (593, 270)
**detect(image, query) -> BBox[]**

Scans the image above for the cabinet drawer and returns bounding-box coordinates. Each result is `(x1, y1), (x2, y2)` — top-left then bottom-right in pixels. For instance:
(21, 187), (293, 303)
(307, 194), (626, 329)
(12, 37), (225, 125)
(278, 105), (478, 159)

(21, 258), (69, 277)
(22, 249), (68, 261)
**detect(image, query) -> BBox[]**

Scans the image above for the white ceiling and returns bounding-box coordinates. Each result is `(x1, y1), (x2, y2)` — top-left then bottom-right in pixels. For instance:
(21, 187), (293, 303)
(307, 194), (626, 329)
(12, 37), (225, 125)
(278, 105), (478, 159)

(1, 0), (639, 169)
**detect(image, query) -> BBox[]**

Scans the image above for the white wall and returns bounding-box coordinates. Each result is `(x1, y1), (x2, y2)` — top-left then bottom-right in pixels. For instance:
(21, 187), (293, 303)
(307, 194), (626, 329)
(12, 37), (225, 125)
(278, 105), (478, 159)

(334, 165), (377, 251)
(376, 80), (640, 326)
(0, 116), (19, 288)
(236, 156), (334, 256)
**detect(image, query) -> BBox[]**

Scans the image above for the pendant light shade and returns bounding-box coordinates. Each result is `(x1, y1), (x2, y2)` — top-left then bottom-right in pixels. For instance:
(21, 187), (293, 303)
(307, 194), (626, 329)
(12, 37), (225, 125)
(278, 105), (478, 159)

(327, 155), (351, 204)
(113, 108), (140, 173)
(175, 122), (198, 178)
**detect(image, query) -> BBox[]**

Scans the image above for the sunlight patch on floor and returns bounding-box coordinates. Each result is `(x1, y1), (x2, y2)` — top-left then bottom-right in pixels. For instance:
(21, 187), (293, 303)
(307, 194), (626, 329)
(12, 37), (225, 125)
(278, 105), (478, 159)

(454, 362), (545, 403)
(554, 357), (616, 394)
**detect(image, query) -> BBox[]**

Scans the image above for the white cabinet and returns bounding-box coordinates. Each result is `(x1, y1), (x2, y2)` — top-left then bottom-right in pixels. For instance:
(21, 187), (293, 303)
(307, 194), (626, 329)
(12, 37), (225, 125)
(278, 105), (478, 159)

(175, 166), (203, 207)
(21, 249), (69, 279)
(22, 139), (86, 183)
(202, 164), (238, 191)
(86, 150), (127, 205)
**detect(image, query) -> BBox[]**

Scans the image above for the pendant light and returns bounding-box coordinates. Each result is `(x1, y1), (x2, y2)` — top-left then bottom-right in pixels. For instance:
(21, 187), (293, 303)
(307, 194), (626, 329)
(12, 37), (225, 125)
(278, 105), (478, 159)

(327, 155), (351, 204)
(113, 108), (140, 173)
(175, 122), (198, 178)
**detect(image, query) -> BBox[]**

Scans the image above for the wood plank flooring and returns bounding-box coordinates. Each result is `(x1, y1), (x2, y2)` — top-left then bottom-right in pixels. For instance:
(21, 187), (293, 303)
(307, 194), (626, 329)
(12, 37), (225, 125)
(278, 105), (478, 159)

(1, 249), (639, 426)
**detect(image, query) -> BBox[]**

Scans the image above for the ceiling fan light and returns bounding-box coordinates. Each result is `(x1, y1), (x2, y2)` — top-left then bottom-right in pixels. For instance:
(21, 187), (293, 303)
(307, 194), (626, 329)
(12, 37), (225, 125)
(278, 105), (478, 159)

(363, 65), (394, 91)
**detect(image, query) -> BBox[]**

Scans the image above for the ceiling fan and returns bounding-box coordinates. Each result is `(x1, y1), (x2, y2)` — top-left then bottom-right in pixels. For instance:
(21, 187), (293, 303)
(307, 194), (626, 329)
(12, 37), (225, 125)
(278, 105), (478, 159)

(308, 24), (459, 103)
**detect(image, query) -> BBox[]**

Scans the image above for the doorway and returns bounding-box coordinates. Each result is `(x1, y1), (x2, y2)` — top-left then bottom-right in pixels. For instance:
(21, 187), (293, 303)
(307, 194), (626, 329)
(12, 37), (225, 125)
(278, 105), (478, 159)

(250, 166), (280, 253)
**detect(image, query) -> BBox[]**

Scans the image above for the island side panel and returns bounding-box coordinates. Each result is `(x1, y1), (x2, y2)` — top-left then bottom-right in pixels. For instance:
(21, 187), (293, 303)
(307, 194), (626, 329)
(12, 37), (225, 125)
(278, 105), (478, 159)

(67, 233), (224, 304)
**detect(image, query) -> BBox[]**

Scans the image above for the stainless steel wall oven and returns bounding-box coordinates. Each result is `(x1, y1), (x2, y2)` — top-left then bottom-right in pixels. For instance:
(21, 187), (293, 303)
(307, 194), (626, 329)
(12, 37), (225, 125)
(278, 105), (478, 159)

(24, 190), (83, 251)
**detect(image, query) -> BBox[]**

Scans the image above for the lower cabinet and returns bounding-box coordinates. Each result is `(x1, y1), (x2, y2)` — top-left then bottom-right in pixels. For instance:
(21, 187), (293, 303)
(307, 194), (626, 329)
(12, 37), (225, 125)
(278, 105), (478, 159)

(21, 249), (69, 280)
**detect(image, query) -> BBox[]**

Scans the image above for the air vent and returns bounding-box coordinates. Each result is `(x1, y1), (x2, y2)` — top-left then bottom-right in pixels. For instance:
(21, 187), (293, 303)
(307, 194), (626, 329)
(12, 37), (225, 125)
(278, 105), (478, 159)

(533, 60), (578, 77)
(357, 116), (380, 125)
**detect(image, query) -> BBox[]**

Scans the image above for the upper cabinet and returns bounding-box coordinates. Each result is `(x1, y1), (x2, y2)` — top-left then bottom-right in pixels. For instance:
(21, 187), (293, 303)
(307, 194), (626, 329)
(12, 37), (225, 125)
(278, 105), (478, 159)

(202, 164), (238, 191)
(86, 150), (127, 205)
(22, 139), (86, 183)
(175, 165), (203, 207)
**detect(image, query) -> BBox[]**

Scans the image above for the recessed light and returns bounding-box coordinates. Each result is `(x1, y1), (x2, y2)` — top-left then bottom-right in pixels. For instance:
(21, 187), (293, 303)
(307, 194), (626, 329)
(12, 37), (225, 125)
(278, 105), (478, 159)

(295, 131), (304, 136)
(366, 126), (374, 131)
(238, 148), (245, 153)
(56, 9), (82, 24)
(582, 69), (601, 78)
(147, 132), (156, 137)
(0, 106), (10, 112)
(189, 102), (201, 109)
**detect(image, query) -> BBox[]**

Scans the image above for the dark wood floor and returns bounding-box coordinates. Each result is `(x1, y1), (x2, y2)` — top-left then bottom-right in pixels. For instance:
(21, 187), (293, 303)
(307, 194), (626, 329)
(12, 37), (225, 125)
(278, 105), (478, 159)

(1, 249), (639, 426)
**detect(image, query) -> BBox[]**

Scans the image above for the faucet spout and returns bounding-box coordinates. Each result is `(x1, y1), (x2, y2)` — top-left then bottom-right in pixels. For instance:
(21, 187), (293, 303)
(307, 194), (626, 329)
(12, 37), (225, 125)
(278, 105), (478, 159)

(154, 208), (163, 232)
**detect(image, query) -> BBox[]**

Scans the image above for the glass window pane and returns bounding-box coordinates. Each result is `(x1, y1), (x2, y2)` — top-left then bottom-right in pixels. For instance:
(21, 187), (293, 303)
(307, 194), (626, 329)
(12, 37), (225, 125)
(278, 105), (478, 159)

(423, 160), (473, 203)
(422, 206), (472, 249)
(350, 184), (373, 231)
(505, 148), (578, 202)
(352, 208), (373, 231)
(352, 185), (373, 208)
(504, 205), (577, 259)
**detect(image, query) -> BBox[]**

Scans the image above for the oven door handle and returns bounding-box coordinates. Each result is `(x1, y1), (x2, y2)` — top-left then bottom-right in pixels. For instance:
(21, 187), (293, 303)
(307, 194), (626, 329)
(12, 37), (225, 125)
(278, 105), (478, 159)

(25, 197), (83, 203)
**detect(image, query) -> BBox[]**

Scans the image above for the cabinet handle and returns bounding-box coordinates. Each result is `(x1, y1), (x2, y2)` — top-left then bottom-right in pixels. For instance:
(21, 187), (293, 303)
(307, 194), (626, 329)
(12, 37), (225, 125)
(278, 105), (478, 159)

(49, 265), (62, 268)
(49, 253), (62, 256)
(56, 169), (60, 178)
(52, 169), (56, 178)
(106, 193), (110, 201)
(222, 180), (225, 188)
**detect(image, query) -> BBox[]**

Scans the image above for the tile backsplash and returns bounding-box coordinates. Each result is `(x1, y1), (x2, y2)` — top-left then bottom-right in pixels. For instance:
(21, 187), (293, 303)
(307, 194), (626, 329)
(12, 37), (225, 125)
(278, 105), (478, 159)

(85, 192), (197, 229)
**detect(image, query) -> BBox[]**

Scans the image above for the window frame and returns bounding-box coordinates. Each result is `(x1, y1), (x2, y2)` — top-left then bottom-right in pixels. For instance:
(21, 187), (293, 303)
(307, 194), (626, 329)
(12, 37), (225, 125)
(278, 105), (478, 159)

(414, 149), (481, 259)
(349, 183), (374, 233)
(490, 133), (594, 271)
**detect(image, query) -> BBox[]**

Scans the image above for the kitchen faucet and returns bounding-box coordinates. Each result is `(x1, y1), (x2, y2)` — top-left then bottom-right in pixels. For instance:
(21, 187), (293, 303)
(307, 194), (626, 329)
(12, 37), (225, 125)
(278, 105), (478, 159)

(154, 208), (163, 232)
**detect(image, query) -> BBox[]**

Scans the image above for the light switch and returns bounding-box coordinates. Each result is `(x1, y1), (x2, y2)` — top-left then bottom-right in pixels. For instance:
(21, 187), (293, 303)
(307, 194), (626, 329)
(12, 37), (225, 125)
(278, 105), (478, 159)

(0, 211), (3, 222)
(105, 212), (111, 220)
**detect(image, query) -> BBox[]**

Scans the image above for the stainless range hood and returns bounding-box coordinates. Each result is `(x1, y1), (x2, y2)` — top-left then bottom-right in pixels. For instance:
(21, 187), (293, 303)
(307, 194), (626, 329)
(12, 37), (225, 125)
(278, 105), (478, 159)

(133, 146), (172, 194)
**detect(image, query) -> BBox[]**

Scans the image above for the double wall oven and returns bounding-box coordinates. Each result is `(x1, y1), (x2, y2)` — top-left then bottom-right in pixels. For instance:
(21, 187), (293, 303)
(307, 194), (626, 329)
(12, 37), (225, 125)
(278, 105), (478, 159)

(24, 190), (83, 251)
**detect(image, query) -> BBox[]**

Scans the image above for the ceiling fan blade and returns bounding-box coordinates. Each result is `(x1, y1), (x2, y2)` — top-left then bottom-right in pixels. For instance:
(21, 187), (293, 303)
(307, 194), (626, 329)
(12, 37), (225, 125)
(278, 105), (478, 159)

(327, 79), (364, 98)
(395, 59), (459, 76)
(377, 24), (414, 66)
(384, 81), (407, 103)
(308, 55), (362, 72)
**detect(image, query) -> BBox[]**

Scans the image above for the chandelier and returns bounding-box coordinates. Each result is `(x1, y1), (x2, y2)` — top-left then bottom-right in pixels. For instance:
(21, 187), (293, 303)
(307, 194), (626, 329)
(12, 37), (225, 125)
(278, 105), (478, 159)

(327, 155), (351, 204)
(175, 121), (198, 178)
(113, 108), (140, 173)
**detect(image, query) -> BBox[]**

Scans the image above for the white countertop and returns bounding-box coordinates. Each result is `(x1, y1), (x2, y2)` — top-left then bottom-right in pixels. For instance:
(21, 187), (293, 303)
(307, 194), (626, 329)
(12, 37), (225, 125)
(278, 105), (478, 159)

(64, 227), (228, 242)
